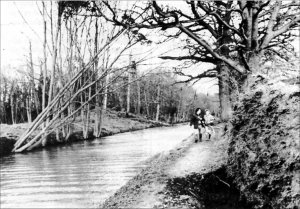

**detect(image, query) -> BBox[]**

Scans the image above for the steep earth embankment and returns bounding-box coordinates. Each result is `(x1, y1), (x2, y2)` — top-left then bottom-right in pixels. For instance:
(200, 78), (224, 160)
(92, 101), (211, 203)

(0, 110), (165, 156)
(227, 75), (300, 208)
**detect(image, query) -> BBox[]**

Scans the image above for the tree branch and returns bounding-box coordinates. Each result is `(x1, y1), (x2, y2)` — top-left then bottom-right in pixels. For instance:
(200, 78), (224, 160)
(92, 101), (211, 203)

(260, 0), (282, 48)
(178, 25), (246, 74)
(159, 55), (215, 63)
(175, 68), (217, 84)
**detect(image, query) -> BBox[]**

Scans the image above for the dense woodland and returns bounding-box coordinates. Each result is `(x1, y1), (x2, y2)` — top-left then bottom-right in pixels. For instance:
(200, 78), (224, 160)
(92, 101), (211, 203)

(0, 67), (219, 125)
(1, 0), (299, 152)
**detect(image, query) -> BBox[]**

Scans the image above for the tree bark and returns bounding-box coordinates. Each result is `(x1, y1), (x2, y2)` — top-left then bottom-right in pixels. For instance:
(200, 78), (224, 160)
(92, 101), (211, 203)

(27, 41), (35, 122)
(155, 83), (160, 122)
(2, 78), (7, 123)
(10, 83), (16, 124)
(102, 75), (109, 110)
(144, 87), (150, 117)
(26, 97), (32, 123)
(82, 86), (91, 139)
(93, 19), (102, 138)
(48, 3), (62, 106)
(42, 2), (47, 112)
(218, 63), (232, 121)
(94, 82), (102, 138)
(118, 90), (124, 111)
(136, 78), (141, 115)
(126, 72), (131, 113)
(95, 74), (108, 138)
(44, 3), (62, 145)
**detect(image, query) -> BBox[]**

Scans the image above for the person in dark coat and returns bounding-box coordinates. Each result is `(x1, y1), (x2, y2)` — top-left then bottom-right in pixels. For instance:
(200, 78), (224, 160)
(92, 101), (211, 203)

(190, 108), (206, 142)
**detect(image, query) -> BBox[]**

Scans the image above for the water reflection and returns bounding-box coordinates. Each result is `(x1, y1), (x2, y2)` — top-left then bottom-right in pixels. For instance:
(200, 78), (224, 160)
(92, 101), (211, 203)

(0, 124), (191, 208)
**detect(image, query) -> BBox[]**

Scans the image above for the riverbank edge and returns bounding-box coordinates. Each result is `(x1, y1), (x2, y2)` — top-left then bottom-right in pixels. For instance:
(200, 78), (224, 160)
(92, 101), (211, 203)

(100, 134), (197, 208)
(0, 112), (183, 157)
(101, 123), (229, 208)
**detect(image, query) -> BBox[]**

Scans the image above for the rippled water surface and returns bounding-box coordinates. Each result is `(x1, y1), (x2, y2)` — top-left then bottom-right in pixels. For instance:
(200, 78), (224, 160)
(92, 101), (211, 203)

(1, 124), (191, 208)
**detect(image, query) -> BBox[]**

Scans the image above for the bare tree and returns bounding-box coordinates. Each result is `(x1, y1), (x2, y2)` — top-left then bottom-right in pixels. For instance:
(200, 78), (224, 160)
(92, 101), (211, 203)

(42, 2), (48, 112)
(96, 0), (300, 120)
(155, 79), (161, 122)
(48, 2), (63, 109)
(10, 81), (17, 125)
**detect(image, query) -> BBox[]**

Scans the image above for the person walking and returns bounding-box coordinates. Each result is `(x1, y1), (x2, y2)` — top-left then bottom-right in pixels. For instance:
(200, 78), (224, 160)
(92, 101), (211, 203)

(190, 108), (206, 143)
(204, 109), (215, 140)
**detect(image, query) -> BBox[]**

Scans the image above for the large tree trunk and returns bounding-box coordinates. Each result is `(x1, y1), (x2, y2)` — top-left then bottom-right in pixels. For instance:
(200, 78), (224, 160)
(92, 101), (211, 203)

(218, 63), (232, 121)
(215, 17), (235, 121)
(243, 53), (263, 87)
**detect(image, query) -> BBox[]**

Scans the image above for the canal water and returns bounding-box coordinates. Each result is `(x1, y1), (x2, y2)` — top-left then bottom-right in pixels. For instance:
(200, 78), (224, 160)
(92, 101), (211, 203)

(0, 124), (191, 208)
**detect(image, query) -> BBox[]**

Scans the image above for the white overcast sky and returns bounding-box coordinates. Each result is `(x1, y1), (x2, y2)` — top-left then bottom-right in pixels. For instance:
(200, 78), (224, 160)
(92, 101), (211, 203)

(1, 1), (299, 95)
(1, 1), (45, 68)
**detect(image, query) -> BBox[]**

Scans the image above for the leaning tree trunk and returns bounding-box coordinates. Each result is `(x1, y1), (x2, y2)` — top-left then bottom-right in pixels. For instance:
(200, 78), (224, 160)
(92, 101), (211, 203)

(13, 28), (126, 152)
(43, 3), (62, 146)
(82, 86), (91, 139)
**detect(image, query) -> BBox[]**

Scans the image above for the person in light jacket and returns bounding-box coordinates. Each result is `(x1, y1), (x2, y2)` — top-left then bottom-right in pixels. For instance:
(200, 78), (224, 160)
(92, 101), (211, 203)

(204, 109), (215, 140)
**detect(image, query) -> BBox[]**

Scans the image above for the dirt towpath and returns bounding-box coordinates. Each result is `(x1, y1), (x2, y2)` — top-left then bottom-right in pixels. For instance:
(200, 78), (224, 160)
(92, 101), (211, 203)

(101, 123), (228, 208)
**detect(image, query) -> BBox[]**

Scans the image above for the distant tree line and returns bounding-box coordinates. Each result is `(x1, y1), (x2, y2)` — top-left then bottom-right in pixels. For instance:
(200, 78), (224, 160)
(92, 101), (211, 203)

(0, 67), (219, 125)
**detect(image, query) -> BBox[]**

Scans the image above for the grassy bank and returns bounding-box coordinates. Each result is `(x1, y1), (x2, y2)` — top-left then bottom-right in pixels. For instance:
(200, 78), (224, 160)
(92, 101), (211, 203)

(0, 109), (167, 157)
